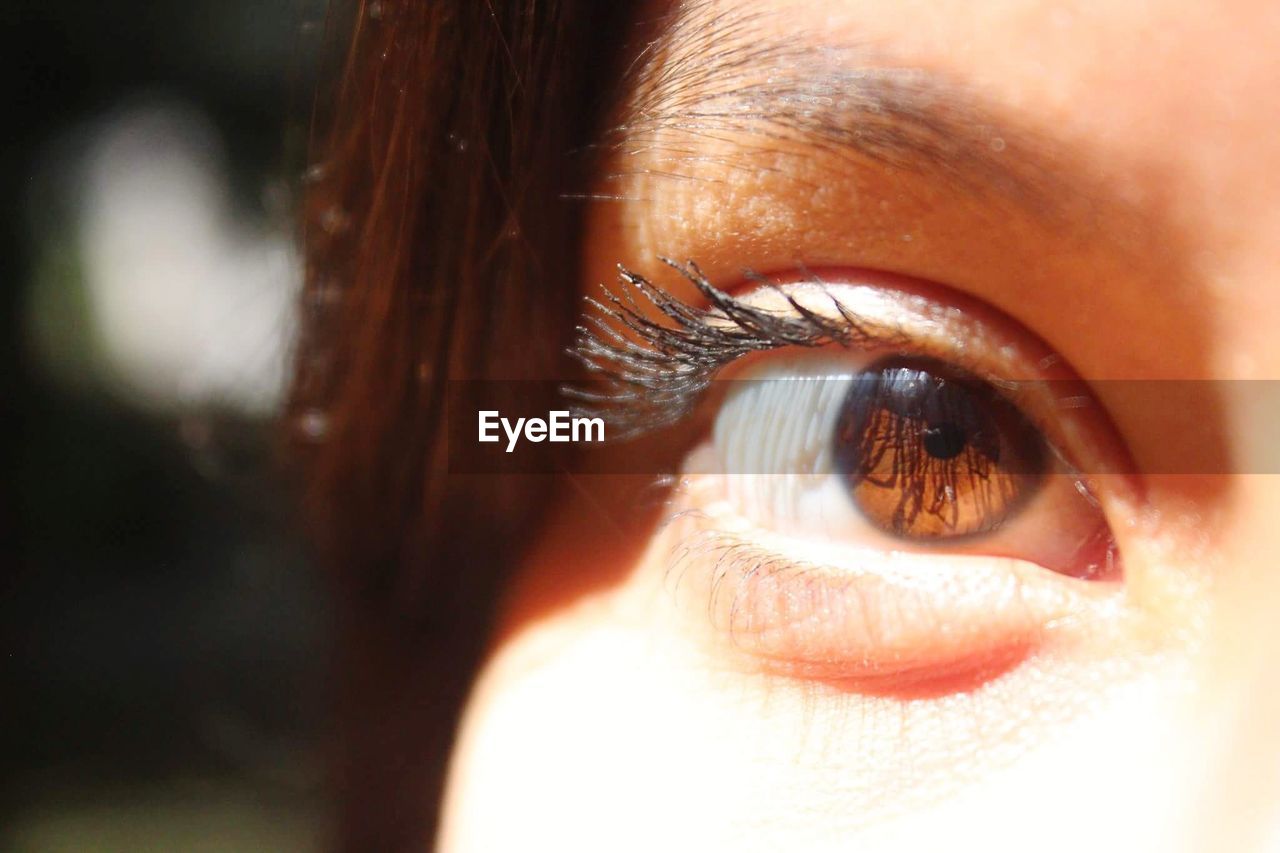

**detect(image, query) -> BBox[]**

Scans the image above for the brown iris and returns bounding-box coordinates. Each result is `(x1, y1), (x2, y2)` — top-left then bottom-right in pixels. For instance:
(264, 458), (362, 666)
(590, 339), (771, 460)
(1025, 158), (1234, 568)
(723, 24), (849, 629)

(832, 357), (1047, 540)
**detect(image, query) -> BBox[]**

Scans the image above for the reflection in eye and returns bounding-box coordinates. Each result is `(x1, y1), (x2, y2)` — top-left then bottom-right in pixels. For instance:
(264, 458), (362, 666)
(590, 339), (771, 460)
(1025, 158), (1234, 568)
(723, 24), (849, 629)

(833, 356), (1046, 540)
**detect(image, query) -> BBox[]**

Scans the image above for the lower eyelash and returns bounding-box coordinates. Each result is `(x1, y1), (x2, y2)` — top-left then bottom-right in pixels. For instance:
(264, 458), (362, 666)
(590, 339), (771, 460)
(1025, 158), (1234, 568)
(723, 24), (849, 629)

(663, 521), (818, 666)
(565, 257), (897, 439)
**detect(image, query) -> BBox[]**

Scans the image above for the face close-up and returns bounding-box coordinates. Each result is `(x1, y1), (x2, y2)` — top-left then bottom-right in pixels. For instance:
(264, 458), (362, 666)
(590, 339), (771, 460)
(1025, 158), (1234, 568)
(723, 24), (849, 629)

(436, 1), (1280, 851)
(12, 0), (1280, 850)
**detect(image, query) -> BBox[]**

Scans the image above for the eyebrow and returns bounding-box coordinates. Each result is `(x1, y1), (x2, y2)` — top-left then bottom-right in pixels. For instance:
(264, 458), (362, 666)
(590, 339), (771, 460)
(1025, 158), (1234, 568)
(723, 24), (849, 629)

(599, 7), (1080, 215)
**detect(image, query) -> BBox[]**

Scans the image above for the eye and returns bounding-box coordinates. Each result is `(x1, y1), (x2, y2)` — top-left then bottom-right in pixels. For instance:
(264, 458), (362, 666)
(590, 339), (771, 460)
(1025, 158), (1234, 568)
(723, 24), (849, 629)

(572, 263), (1134, 688)
(705, 345), (1119, 583)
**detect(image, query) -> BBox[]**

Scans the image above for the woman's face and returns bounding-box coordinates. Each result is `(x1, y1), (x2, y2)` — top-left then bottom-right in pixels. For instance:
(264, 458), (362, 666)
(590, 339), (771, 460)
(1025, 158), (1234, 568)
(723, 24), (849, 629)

(441, 0), (1280, 849)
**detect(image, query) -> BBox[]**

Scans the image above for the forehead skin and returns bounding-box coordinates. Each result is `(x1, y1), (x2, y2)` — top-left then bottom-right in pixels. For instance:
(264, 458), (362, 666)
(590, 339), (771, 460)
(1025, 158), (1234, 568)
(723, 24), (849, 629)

(442, 2), (1280, 851)
(587, 0), (1280, 382)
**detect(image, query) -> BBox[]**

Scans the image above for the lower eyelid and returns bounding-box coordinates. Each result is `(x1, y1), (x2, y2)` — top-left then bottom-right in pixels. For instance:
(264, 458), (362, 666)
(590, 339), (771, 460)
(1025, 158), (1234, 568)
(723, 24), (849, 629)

(666, 508), (1123, 691)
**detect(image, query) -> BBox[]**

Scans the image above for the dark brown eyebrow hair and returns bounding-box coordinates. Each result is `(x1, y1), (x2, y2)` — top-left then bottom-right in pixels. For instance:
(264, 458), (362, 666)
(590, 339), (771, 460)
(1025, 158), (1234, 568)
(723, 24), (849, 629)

(596, 6), (1080, 214)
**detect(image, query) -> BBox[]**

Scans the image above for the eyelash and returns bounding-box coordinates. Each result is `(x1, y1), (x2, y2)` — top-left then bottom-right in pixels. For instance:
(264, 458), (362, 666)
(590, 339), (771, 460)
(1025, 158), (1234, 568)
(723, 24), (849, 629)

(565, 258), (906, 438)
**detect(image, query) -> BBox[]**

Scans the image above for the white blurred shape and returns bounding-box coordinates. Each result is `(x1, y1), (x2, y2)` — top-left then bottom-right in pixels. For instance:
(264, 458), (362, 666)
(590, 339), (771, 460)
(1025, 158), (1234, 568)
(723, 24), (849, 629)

(78, 99), (299, 415)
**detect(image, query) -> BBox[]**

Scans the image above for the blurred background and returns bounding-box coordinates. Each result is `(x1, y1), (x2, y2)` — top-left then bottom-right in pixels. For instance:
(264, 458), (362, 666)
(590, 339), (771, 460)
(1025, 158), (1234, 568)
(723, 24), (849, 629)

(4, 2), (328, 849)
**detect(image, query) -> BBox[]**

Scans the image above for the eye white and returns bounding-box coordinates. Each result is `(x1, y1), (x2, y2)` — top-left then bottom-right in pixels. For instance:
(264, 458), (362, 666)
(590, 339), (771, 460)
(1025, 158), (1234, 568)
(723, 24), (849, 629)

(710, 350), (891, 541)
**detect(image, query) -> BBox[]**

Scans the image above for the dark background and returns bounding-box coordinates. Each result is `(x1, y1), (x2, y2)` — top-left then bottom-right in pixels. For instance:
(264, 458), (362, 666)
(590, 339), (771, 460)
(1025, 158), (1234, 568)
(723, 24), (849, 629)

(4, 3), (327, 849)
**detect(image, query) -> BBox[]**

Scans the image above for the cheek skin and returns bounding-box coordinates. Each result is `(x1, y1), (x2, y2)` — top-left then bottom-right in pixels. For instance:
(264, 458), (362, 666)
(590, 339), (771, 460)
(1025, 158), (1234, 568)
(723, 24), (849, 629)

(439, 482), (1199, 853)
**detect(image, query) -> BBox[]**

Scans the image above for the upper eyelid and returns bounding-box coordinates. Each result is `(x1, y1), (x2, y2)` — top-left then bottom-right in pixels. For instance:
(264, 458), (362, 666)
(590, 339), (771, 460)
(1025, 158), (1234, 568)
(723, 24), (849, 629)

(568, 260), (1138, 488)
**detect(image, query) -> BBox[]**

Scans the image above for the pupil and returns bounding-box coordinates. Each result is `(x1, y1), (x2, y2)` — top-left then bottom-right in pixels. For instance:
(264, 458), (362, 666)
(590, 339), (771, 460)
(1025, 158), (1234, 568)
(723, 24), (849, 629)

(922, 422), (966, 459)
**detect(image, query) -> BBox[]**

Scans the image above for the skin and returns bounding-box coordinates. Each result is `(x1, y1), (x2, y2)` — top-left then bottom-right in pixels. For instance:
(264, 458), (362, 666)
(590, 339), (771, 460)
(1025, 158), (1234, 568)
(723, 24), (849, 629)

(440, 1), (1280, 850)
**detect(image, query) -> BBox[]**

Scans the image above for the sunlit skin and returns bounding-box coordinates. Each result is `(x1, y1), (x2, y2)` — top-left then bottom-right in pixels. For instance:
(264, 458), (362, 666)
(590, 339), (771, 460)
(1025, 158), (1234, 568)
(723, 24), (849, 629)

(440, 1), (1280, 850)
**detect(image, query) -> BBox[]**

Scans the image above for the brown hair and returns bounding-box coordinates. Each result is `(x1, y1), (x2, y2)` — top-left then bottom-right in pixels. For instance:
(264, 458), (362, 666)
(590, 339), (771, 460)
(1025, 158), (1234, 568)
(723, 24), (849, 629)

(290, 2), (632, 848)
